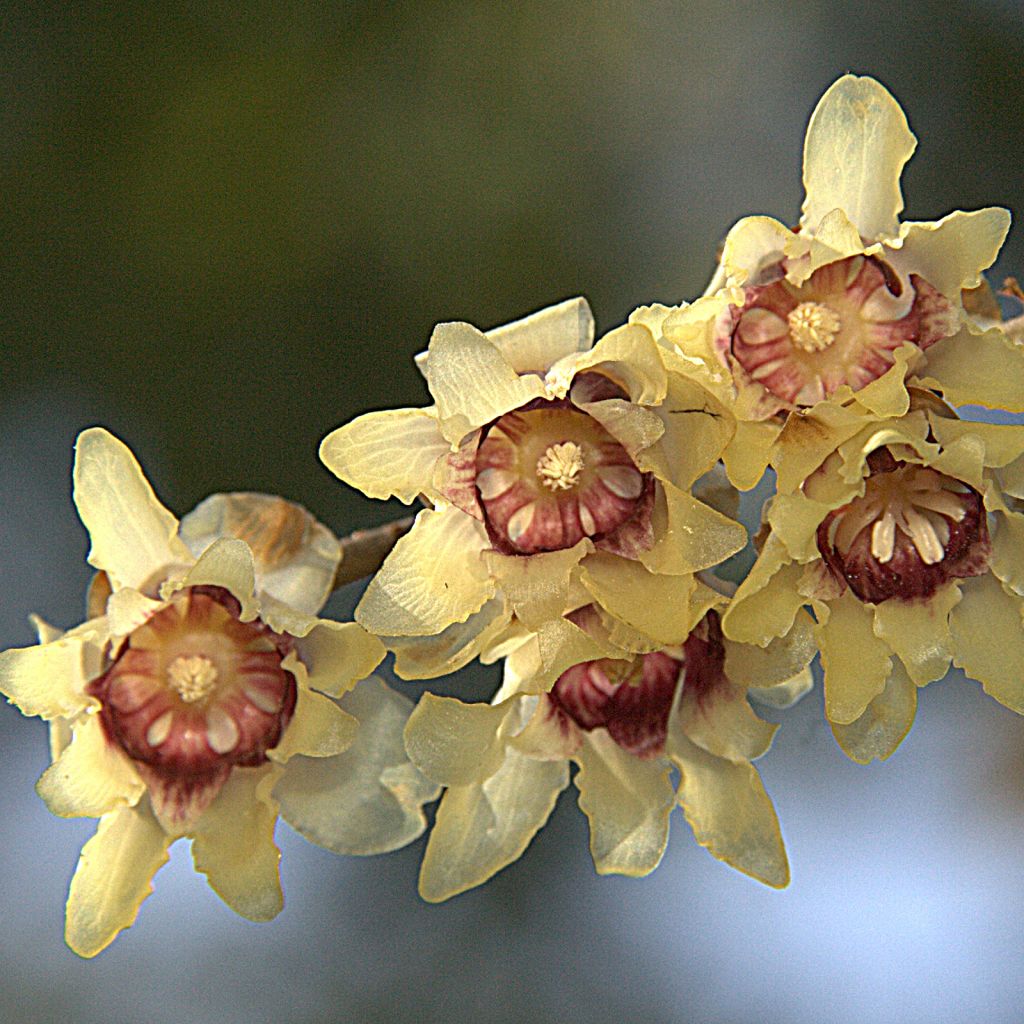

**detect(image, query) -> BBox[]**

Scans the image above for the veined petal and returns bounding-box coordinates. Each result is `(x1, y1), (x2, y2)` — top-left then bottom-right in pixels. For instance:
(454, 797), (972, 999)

(191, 765), (284, 922)
(917, 326), (1024, 412)
(669, 730), (788, 888)
(503, 617), (622, 696)
(73, 428), (191, 592)
(679, 681), (778, 763)
(722, 420), (781, 491)
(951, 574), (1024, 712)
(173, 538), (258, 622)
(715, 215), (796, 287)
(36, 714), (144, 818)
(356, 507), (493, 637)
(553, 323), (667, 405)
(65, 802), (172, 958)
(639, 483), (746, 576)
(892, 208), (1011, 298)
(106, 588), (163, 640)
(417, 750), (569, 902)
(404, 693), (516, 787)
(749, 666), (814, 710)
(268, 672), (358, 762)
(293, 620), (385, 698)
(426, 321), (547, 444)
(831, 660), (917, 763)
(816, 589), (893, 725)
(800, 74), (916, 241)
(721, 535), (807, 646)
(723, 610), (817, 691)
(871, 582), (960, 685)
(275, 678), (439, 855)
(319, 408), (449, 504)
(485, 296), (594, 375)
(573, 729), (674, 876)
(0, 634), (99, 720)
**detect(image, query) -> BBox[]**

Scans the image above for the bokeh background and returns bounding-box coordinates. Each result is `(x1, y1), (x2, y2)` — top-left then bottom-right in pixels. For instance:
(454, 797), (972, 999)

(3, 3), (1024, 1022)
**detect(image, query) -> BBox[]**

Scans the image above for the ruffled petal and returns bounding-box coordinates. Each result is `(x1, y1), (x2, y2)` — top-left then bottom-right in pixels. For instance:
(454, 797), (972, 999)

(749, 666), (814, 710)
(800, 74), (916, 241)
(268, 672), (358, 762)
(572, 730), (674, 876)
(0, 634), (100, 720)
(73, 428), (191, 592)
(36, 714), (145, 818)
(723, 609), (817, 691)
(293, 620), (385, 698)
(417, 750), (569, 902)
(918, 325), (1024, 412)
(991, 509), (1024, 596)
(722, 419), (781, 491)
(64, 802), (172, 958)
(831, 660), (917, 763)
(871, 582), (960, 685)
(191, 765), (283, 921)
(680, 677), (778, 763)
(426, 321), (547, 444)
(319, 408), (449, 504)
(356, 507), (493, 636)
(554, 323), (666, 405)
(951, 574), (1024, 712)
(816, 589), (893, 725)
(721, 535), (807, 646)
(502, 617), (622, 697)
(274, 678), (439, 855)
(404, 693), (516, 787)
(669, 731), (788, 888)
(174, 538), (258, 621)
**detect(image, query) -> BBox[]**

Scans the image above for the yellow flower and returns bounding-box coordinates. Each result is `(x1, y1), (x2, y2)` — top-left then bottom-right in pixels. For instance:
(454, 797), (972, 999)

(403, 594), (814, 900)
(654, 75), (1022, 486)
(0, 428), (438, 957)
(320, 298), (745, 677)
(723, 398), (1024, 762)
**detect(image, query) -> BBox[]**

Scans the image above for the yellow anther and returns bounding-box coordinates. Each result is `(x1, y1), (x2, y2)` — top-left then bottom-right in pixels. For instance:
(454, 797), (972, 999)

(536, 442), (585, 491)
(788, 301), (842, 352)
(167, 655), (218, 704)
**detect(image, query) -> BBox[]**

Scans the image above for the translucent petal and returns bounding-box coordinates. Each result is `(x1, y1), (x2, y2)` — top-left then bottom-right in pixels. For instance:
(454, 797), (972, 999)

(191, 765), (283, 921)
(816, 589), (893, 725)
(105, 588), (163, 640)
(356, 507), (493, 637)
(722, 419), (781, 492)
(991, 509), (1024, 596)
(65, 803), (172, 958)
(573, 730), (674, 876)
(319, 408), (449, 503)
(73, 428), (190, 592)
(555, 323), (667, 405)
(294, 620), (385, 698)
(872, 582), (961, 685)
(951, 574), (1024, 713)
(749, 666), (814, 710)
(403, 693), (516, 787)
(679, 680), (778, 763)
(723, 610), (817, 691)
(417, 750), (569, 902)
(0, 635), (97, 720)
(485, 296), (594, 375)
(918, 326), (1024, 413)
(721, 536), (808, 647)
(275, 678), (439, 855)
(831, 660), (917, 764)
(669, 730), (788, 888)
(800, 74), (916, 241)
(36, 714), (144, 818)
(503, 617), (622, 697)
(176, 538), (258, 621)
(848, 344), (919, 419)
(426, 321), (547, 444)
(180, 493), (341, 614)
(269, 674), (358, 762)
(716, 215), (795, 286)
(639, 483), (747, 576)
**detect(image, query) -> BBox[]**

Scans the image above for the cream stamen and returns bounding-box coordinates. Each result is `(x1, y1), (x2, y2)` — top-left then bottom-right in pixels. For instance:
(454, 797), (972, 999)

(536, 441), (584, 491)
(167, 654), (218, 704)
(788, 301), (842, 352)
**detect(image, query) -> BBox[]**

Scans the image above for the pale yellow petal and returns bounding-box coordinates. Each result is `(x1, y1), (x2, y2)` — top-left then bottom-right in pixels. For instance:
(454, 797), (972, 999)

(356, 507), (493, 636)
(951, 574), (1024, 712)
(721, 536), (807, 646)
(831, 660), (917, 764)
(573, 730), (674, 876)
(848, 344), (918, 419)
(800, 74), (916, 241)
(639, 483), (747, 576)
(871, 583), (960, 685)
(669, 731), (788, 888)
(105, 588), (163, 639)
(73, 427), (190, 592)
(503, 617), (622, 697)
(991, 509), (1024, 596)
(918, 325), (1024, 412)
(0, 636), (97, 720)
(555, 323), (667, 405)
(723, 609), (817, 691)
(180, 492), (342, 615)
(293, 620), (385, 698)
(274, 677), (439, 855)
(749, 666), (815, 710)
(426, 321), (547, 443)
(892, 208), (1011, 298)
(716, 215), (796, 286)
(319, 408), (449, 503)
(191, 765), (283, 921)
(509, 695), (581, 760)
(418, 751), (569, 902)
(36, 714), (144, 818)
(722, 419), (781, 491)
(485, 296), (594, 375)
(404, 693), (517, 786)
(65, 802), (172, 958)
(679, 680), (778, 763)
(174, 538), (258, 621)
(816, 589), (893, 725)
(269, 673), (359, 762)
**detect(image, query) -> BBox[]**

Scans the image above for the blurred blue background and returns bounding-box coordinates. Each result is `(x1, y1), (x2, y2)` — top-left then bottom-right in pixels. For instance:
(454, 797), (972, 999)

(3, 3), (1024, 1022)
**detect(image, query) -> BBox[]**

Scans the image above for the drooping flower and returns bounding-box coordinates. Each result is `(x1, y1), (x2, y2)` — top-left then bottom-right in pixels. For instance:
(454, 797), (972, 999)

(722, 397), (1024, 762)
(403, 594), (815, 900)
(320, 298), (744, 677)
(0, 429), (438, 957)
(651, 74), (1022, 488)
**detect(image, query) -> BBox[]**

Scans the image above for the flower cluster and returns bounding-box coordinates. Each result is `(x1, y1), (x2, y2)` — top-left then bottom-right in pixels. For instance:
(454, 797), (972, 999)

(2, 73), (1022, 956)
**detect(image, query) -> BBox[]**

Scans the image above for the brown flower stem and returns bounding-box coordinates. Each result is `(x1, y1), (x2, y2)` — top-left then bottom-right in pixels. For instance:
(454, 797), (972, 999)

(332, 516), (415, 589)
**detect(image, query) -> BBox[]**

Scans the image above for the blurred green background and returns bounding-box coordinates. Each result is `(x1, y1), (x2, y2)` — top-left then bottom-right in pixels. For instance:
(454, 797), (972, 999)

(3, 3), (1024, 1023)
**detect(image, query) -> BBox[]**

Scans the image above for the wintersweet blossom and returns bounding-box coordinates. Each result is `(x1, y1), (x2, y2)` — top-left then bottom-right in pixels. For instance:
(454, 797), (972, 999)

(403, 594), (814, 900)
(722, 397), (1024, 762)
(320, 298), (745, 678)
(0, 429), (438, 957)
(648, 74), (1023, 489)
